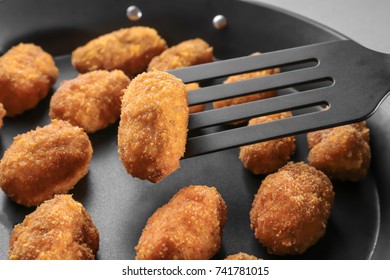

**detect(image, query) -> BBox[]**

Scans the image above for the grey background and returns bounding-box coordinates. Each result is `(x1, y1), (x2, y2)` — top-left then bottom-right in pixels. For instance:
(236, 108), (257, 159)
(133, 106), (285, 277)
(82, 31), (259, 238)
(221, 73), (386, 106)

(255, 0), (390, 53)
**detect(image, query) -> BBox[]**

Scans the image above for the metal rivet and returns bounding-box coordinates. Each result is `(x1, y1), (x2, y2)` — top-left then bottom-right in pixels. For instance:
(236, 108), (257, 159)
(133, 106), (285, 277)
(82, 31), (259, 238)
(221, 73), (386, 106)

(126, 5), (142, 21)
(213, 15), (227, 30)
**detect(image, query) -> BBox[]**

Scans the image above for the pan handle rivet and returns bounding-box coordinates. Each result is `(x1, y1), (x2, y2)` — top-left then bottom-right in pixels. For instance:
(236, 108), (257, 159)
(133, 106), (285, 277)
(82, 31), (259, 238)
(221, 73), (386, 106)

(213, 15), (227, 30)
(126, 5), (142, 21)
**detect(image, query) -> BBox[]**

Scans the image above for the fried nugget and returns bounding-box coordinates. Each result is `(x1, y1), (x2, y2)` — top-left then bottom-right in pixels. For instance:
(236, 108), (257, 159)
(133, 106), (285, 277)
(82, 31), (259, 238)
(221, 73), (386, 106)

(0, 103), (5, 128)
(307, 122), (371, 181)
(0, 43), (58, 116)
(250, 162), (334, 255)
(225, 252), (260, 260)
(239, 112), (296, 174)
(8, 195), (99, 260)
(147, 38), (213, 71)
(135, 185), (227, 260)
(72, 26), (167, 77)
(49, 70), (130, 133)
(118, 70), (188, 183)
(213, 53), (279, 124)
(148, 38), (213, 114)
(0, 120), (92, 207)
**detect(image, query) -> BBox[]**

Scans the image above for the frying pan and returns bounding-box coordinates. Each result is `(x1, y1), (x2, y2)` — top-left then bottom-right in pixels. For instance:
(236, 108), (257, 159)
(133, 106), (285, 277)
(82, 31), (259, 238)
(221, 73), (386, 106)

(1, 0), (389, 260)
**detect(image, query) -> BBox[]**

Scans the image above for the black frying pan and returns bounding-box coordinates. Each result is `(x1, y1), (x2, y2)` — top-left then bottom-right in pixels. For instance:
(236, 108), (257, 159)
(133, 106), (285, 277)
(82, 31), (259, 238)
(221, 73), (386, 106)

(1, 0), (389, 260)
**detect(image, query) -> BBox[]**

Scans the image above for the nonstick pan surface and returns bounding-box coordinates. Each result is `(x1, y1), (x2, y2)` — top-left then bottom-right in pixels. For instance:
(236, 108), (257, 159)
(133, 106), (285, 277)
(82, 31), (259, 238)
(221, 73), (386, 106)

(1, 0), (389, 260)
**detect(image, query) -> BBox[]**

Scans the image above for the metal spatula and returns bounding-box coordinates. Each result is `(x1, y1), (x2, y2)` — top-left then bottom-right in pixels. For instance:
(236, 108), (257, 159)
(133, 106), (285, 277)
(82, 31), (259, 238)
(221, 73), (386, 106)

(168, 39), (390, 158)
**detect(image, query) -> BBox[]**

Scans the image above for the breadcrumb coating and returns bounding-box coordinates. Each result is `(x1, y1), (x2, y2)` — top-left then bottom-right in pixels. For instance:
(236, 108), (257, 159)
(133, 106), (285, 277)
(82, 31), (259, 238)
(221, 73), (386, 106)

(9, 195), (99, 260)
(250, 162), (334, 255)
(239, 112), (295, 174)
(147, 38), (213, 71)
(225, 252), (260, 260)
(49, 70), (130, 133)
(148, 38), (213, 114)
(72, 26), (167, 77)
(0, 43), (58, 116)
(0, 120), (92, 207)
(307, 122), (371, 181)
(213, 53), (279, 124)
(307, 121), (370, 149)
(118, 70), (188, 183)
(135, 185), (227, 260)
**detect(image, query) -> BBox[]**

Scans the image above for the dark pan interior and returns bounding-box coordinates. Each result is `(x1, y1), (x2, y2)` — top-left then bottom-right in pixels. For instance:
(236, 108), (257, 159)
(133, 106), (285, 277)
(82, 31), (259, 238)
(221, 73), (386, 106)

(1, 0), (390, 260)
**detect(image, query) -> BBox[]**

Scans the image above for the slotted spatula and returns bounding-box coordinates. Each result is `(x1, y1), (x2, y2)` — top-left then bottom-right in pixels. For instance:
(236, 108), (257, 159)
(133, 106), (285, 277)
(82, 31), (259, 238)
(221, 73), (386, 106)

(168, 39), (390, 158)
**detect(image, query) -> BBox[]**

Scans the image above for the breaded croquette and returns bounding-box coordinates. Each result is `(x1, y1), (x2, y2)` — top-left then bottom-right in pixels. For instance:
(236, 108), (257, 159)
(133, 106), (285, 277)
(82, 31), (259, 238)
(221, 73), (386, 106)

(250, 162), (334, 255)
(213, 53), (279, 124)
(0, 43), (58, 116)
(8, 195), (99, 260)
(307, 122), (371, 181)
(147, 38), (213, 71)
(118, 70), (188, 183)
(0, 120), (92, 207)
(307, 121), (370, 149)
(0, 103), (5, 128)
(135, 185), (227, 260)
(239, 112), (296, 174)
(148, 38), (213, 114)
(49, 70), (130, 133)
(72, 26), (167, 77)
(225, 252), (260, 260)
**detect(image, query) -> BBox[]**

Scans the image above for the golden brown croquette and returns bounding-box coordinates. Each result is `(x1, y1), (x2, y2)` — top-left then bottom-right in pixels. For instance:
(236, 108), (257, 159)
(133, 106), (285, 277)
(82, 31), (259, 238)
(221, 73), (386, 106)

(49, 70), (130, 133)
(135, 185), (227, 260)
(307, 122), (371, 181)
(118, 70), (188, 183)
(71, 26), (167, 77)
(0, 43), (58, 116)
(148, 38), (213, 114)
(147, 38), (213, 71)
(0, 120), (92, 207)
(307, 121), (370, 149)
(239, 112), (296, 174)
(8, 195), (99, 260)
(225, 252), (260, 260)
(250, 162), (334, 255)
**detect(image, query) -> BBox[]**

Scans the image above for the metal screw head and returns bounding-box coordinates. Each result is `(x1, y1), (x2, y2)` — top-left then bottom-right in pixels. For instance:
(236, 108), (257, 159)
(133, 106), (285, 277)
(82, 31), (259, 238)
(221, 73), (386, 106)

(213, 15), (227, 30)
(126, 5), (142, 21)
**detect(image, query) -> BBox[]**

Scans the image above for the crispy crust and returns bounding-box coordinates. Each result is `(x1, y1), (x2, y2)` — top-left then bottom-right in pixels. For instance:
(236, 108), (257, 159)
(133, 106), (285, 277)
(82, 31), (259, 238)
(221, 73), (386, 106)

(148, 38), (213, 114)
(0, 120), (92, 207)
(118, 70), (188, 183)
(71, 26), (167, 77)
(49, 70), (130, 133)
(225, 252), (260, 260)
(147, 38), (213, 71)
(307, 121), (370, 149)
(307, 122), (371, 181)
(135, 185), (227, 260)
(9, 195), (99, 260)
(239, 112), (296, 174)
(0, 43), (58, 116)
(250, 162), (334, 255)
